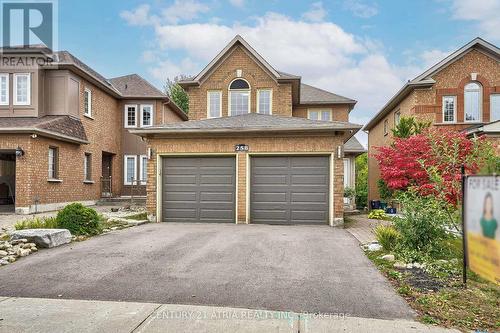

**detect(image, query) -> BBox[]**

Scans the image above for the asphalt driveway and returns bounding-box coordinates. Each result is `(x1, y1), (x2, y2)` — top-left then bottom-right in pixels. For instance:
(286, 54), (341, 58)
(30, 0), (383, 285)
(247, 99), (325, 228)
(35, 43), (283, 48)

(0, 223), (413, 320)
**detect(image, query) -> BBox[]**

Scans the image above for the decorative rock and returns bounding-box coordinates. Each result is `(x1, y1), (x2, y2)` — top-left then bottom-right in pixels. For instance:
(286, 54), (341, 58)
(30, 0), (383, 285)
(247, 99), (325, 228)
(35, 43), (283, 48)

(30, 246), (38, 252)
(393, 262), (406, 269)
(366, 243), (383, 252)
(10, 229), (71, 249)
(381, 254), (395, 262)
(6, 256), (16, 263)
(0, 250), (7, 256)
(17, 248), (30, 257)
(10, 239), (28, 245)
(0, 259), (9, 265)
(22, 243), (32, 249)
(0, 242), (12, 250)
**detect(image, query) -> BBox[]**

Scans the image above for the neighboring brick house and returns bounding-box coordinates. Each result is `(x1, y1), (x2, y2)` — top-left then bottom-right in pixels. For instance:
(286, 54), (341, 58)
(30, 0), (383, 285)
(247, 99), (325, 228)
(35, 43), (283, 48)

(0, 46), (186, 214)
(363, 38), (500, 204)
(131, 35), (362, 225)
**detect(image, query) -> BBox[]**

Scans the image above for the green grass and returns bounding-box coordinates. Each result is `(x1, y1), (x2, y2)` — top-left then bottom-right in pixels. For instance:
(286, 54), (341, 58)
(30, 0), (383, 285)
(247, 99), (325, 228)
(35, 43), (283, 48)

(366, 250), (500, 332)
(123, 212), (148, 220)
(14, 216), (59, 230)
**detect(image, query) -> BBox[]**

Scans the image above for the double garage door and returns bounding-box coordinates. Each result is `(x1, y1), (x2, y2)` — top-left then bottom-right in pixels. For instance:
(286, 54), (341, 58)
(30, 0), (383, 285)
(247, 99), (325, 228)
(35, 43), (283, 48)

(161, 156), (330, 224)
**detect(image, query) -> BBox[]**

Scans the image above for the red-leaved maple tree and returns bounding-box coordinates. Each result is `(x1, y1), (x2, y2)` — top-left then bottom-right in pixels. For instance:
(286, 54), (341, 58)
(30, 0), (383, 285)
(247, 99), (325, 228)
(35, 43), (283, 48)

(375, 128), (492, 207)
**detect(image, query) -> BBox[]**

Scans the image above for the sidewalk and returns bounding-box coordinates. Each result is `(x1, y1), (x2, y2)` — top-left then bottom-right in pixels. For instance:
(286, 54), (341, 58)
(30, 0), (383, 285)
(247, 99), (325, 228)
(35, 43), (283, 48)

(344, 214), (390, 244)
(0, 297), (459, 333)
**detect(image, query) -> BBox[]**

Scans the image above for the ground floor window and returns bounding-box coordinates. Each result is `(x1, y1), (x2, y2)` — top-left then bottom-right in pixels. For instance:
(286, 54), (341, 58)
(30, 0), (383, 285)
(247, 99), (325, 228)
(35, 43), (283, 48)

(48, 147), (59, 179)
(84, 153), (92, 181)
(124, 155), (137, 185)
(140, 155), (147, 185)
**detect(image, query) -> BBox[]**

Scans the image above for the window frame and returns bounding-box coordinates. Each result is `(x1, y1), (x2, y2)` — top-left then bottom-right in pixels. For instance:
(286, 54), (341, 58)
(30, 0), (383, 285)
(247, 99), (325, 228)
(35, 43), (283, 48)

(441, 95), (456, 123)
(394, 110), (401, 126)
(124, 104), (137, 128)
(140, 104), (154, 127)
(48, 146), (59, 180)
(139, 155), (147, 185)
(228, 78), (251, 116)
(256, 89), (272, 115)
(123, 155), (137, 185)
(307, 109), (332, 121)
(464, 82), (482, 123)
(83, 88), (92, 118)
(13, 73), (31, 106)
(490, 94), (500, 122)
(207, 90), (222, 118)
(0, 73), (9, 106)
(83, 153), (92, 182)
(383, 119), (389, 136)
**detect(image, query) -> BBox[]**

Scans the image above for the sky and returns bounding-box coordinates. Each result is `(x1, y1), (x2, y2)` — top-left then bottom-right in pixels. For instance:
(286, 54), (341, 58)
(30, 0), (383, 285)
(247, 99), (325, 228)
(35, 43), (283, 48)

(55, 0), (500, 146)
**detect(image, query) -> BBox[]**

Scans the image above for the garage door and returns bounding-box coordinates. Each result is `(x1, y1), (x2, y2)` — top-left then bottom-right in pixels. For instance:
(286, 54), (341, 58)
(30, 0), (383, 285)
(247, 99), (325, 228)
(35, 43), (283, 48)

(250, 156), (330, 224)
(161, 157), (236, 223)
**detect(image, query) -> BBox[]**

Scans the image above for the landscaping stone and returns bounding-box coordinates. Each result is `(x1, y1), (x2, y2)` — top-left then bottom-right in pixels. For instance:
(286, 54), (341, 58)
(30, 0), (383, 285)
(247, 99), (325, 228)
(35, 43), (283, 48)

(0, 259), (8, 265)
(381, 254), (395, 262)
(10, 229), (71, 249)
(394, 262), (406, 269)
(0, 250), (7, 256)
(366, 243), (382, 252)
(16, 248), (30, 257)
(10, 239), (27, 245)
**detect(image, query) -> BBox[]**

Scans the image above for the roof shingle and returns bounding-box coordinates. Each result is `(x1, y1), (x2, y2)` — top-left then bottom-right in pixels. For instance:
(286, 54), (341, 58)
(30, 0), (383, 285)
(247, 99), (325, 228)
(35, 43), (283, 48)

(108, 74), (167, 98)
(300, 83), (356, 105)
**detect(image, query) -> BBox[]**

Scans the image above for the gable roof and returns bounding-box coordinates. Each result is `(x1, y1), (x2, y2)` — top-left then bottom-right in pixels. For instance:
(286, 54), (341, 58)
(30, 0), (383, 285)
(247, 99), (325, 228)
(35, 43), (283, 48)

(364, 37), (500, 131)
(300, 83), (356, 105)
(130, 112), (362, 136)
(109, 74), (166, 98)
(344, 136), (366, 153)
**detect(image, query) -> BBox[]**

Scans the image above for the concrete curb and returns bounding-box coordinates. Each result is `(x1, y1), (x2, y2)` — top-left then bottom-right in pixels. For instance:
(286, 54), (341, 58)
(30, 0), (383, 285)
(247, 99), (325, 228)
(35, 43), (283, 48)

(0, 297), (460, 333)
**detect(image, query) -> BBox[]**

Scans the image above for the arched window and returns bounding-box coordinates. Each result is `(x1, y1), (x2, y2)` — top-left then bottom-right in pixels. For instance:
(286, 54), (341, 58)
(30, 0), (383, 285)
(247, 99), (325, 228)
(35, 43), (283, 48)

(464, 82), (482, 122)
(229, 79), (250, 116)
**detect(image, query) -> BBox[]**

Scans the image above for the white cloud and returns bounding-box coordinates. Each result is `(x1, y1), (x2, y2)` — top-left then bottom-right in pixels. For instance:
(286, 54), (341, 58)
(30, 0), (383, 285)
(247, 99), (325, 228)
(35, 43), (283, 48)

(162, 0), (210, 24)
(343, 0), (378, 18)
(229, 0), (245, 8)
(420, 49), (451, 68)
(120, 4), (156, 26)
(302, 2), (327, 22)
(450, 0), (500, 40)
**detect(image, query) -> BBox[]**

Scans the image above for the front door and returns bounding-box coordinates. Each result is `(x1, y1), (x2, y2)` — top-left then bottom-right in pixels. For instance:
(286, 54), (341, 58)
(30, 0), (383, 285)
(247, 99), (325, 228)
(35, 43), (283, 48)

(102, 153), (112, 197)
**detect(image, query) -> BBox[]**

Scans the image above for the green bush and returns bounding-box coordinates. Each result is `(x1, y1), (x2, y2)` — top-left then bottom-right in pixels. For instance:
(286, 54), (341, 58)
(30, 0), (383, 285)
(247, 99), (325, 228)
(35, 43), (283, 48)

(377, 179), (394, 201)
(368, 209), (387, 220)
(344, 187), (356, 199)
(56, 203), (101, 236)
(375, 224), (400, 252)
(14, 216), (59, 230)
(355, 153), (368, 209)
(393, 192), (454, 260)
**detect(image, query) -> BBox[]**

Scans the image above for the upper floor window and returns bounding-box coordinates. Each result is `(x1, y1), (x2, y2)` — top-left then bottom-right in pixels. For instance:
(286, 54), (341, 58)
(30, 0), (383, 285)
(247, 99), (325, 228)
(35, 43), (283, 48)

(84, 88), (92, 117)
(125, 104), (137, 128)
(442, 96), (456, 123)
(207, 91), (221, 118)
(308, 109), (332, 121)
(229, 79), (250, 116)
(383, 119), (388, 136)
(140, 104), (153, 127)
(14, 73), (30, 105)
(394, 110), (401, 125)
(257, 89), (272, 115)
(0, 74), (9, 105)
(491, 94), (500, 122)
(464, 82), (482, 122)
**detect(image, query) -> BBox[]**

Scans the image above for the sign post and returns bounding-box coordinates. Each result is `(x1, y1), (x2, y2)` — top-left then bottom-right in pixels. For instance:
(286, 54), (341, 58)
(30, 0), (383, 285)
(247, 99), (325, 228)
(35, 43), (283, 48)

(463, 174), (500, 285)
(461, 166), (467, 287)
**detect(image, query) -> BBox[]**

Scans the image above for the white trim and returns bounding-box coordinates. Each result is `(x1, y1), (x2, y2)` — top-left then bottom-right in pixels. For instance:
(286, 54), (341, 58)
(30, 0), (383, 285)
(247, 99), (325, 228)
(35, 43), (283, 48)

(228, 78), (251, 116)
(207, 90), (222, 118)
(490, 94), (500, 122)
(124, 155), (137, 185)
(307, 108), (332, 121)
(0, 74), (9, 105)
(256, 89), (272, 115)
(124, 104), (138, 128)
(84, 87), (92, 117)
(139, 155), (147, 185)
(140, 104), (154, 127)
(13, 73), (31, 106)
(442, 95), (457, 123)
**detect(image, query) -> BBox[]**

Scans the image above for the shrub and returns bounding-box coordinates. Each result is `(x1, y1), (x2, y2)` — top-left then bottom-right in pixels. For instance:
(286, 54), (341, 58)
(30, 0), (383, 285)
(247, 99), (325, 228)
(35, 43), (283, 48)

(368, 209), (387, 220)
(344, 187), (356, 199)
(14, 216), (59, 230)
(355, 153), (368, 209)
(393, 191), (454, 259)
(375, 224), (400, 252)
(56, 203), (101, 236)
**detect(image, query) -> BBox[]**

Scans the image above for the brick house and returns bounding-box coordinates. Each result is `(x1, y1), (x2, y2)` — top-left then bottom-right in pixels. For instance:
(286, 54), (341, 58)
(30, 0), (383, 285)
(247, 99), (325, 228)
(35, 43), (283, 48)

(131, 35), (363, 225)
(0, 46), (186, 214)
(363, 38), (500, 204)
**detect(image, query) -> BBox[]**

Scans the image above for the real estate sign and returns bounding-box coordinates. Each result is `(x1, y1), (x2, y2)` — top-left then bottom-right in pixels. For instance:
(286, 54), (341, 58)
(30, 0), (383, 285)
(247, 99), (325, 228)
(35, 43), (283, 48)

(464, 176), (500, 284)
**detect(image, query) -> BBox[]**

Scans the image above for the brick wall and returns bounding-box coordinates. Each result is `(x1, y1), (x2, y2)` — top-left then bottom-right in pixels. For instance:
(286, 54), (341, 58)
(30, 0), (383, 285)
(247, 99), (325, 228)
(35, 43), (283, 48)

(145, 134), (345, 223)
(184, 45), (293, 120)
(293, 104), (351, 121)
(367, 49), (500, 203)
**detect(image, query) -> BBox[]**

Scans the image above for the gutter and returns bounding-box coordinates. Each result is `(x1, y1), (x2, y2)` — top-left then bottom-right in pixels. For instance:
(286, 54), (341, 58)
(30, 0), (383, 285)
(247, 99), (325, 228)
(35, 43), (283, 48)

(0, 128), (89, 144)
